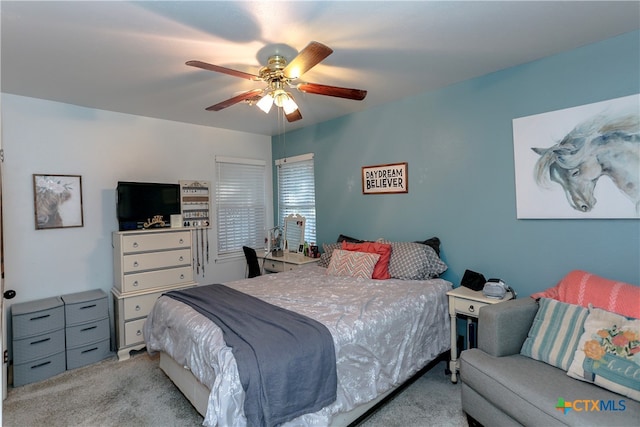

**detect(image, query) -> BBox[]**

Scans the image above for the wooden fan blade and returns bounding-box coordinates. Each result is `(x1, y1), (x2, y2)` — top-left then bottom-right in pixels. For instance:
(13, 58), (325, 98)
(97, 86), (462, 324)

(286, 108), (303, 122)
(297, 83), (367, 100)
(283, 42), (333, 79)
(186, 60), (261, 81)
(205, 89), (264, 111)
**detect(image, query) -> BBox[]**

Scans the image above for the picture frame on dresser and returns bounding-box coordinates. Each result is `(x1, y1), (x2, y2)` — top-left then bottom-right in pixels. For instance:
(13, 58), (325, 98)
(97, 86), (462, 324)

(33, 174), (84, 230)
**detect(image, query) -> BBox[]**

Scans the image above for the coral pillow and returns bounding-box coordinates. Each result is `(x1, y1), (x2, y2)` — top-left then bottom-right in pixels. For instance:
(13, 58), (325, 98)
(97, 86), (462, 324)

(341, 241), (392, 280)
(530, 270), (640, 319)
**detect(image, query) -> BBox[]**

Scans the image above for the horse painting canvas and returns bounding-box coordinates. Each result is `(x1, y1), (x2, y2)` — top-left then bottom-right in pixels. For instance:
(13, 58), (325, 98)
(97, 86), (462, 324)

(513, 94), (640, 219)
(33, 174), (84, 229)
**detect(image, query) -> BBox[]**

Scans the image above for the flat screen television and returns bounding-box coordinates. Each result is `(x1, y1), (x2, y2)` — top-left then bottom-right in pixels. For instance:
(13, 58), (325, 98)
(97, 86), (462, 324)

(116, 181), (181, 230)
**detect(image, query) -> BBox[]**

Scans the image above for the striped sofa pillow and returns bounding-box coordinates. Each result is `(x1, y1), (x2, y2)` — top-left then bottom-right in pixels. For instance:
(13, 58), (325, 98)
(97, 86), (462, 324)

(520, 298), (588, 371)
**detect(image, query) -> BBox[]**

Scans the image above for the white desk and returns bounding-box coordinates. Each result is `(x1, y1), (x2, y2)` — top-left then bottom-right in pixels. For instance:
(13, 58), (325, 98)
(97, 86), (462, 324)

(446, 286), (514, 383)
(259, 252), (319, 273)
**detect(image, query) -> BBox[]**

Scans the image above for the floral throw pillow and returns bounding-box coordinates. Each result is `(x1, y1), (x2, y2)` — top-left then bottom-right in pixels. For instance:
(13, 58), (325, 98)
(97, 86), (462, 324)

(567, 305), (640, 401)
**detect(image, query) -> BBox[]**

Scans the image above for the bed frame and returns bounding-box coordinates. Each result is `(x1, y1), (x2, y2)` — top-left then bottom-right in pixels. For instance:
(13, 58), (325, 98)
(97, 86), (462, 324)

(159, 350), (449, 426)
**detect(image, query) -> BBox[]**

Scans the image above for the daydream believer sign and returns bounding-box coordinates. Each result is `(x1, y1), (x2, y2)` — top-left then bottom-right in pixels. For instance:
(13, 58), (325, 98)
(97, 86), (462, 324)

(362, 162), (408, 194)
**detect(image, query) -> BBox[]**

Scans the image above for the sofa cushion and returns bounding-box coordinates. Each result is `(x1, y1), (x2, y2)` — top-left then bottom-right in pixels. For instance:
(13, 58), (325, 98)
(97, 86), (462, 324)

(531, 270), (640, 319)
(461, 349), (640, 426)
(520, 298), (588, 371)
(567, 306), (640, 401)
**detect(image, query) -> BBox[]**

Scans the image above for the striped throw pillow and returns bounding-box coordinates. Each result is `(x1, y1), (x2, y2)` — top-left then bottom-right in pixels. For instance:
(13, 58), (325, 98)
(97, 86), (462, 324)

(520, 298), (588, 371)
(326, 249), (380, 279)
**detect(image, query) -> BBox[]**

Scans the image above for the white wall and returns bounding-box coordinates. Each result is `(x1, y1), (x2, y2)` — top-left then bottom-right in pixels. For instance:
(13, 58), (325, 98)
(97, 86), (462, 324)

(1, 94), (272, 314)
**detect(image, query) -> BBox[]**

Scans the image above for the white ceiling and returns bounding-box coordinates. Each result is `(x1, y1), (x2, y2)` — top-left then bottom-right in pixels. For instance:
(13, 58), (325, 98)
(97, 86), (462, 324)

(2, 1), (639, 136)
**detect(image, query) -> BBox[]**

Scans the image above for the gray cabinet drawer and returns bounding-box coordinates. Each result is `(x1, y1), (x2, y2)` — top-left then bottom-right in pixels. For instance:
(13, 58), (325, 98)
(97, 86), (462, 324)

(61, 290), (108, 326)
(122, 266), (193, 293)
(12, 329), (65, 363)
(65, 317), (110, 349)
(13, 351), (66, 387)
(12, 299), (64, 339)
(66, 338), (111, 370)
(121, 231), (191, 253)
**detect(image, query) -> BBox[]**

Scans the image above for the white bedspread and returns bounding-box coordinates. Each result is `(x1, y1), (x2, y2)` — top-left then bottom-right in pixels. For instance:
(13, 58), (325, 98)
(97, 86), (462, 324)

(144, 264), (452, 426)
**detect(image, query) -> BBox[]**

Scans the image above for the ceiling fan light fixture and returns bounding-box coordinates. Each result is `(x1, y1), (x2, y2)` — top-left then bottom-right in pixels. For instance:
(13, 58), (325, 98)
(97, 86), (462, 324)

(282, 94), (298, 115)
(256, 92), (274, 113)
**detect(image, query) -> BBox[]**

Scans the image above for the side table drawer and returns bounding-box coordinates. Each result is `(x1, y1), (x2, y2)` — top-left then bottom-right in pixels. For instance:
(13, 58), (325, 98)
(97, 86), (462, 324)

(264, 260), (285, 272)
(453, 298), (487, 317)
(124, 318), (147, 346)
(13, 329), (66, 363)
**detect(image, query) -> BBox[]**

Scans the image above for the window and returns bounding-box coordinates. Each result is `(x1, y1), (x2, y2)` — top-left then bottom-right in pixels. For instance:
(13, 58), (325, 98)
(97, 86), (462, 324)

(276, 153), (316, 244)
(215, 156), (266, 256)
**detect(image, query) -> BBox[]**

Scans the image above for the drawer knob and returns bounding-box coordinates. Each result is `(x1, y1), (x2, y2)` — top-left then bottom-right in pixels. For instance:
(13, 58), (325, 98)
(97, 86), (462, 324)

(179, 238), (184, 244)
(133, 261), (139, 267)
(133, 242), (139, 248)
(180, 274), (185, 279)
(135, 305), (141, 311)
(136, 330), (142, 336)
(179, 256), (184, 262)
(133, 281), (139, 287)
(469, 305), (475, 313)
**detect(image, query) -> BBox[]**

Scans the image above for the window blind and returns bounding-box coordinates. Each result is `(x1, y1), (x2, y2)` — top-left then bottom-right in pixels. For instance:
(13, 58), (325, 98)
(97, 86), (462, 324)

(215, 157), (266, 255)
(276, 154), (316, 244)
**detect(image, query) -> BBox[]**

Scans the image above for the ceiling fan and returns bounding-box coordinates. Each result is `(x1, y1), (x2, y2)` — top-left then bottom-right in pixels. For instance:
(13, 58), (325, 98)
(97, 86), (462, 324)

(186, 41), (367, 122)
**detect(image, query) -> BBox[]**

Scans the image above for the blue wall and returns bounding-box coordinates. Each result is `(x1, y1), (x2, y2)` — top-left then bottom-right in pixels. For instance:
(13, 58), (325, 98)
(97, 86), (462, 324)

(273, 31), (640, 296)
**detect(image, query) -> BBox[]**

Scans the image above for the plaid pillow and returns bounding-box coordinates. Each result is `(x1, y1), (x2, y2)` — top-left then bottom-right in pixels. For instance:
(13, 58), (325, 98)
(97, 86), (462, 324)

(386, 241), (447, 280)
(318, 242), (340, 268)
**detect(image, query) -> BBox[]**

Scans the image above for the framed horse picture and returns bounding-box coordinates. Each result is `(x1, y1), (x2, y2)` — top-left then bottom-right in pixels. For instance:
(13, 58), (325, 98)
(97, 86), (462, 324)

(512, 94), (639, 219)
(33, 174), (84, 229)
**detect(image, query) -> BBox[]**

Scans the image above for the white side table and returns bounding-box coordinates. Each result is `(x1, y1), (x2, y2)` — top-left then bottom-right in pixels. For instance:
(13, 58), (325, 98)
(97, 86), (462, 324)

(446, 286), (514, 383)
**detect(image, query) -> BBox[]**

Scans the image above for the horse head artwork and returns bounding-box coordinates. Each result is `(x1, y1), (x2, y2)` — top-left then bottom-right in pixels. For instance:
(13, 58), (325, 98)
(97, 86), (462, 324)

(532, 112), (640, 214)
(35, 176), (73, 228)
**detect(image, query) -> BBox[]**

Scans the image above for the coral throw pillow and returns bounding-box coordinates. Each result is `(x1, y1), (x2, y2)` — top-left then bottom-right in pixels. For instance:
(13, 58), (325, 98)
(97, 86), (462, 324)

(341, 241), (392, 280)
(531, 270), (640, 319)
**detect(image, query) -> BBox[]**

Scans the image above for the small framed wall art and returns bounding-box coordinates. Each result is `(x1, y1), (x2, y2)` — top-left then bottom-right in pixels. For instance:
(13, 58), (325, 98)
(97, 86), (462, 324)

(362, 162), (408, 194)
(33, 174), (84, 230)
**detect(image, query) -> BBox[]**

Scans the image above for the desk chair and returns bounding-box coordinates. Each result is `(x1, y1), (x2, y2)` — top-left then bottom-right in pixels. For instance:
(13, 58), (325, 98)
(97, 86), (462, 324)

(242, 246), (261, 278)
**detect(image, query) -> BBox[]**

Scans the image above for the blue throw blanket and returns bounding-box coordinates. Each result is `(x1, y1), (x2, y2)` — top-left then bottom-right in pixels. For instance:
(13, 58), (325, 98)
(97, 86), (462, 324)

(164, 284), (337, 427)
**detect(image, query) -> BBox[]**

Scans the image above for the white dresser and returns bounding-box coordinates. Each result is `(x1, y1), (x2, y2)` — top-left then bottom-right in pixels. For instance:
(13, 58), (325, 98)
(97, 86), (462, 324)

(111, 228), (197, 360)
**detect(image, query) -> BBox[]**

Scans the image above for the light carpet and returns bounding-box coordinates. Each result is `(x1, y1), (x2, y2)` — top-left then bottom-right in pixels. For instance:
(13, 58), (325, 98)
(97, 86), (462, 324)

(3, 351), (467, 427)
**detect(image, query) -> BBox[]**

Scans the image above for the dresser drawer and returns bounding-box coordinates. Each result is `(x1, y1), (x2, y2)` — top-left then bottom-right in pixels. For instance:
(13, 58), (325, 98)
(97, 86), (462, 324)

(122, 266), (194, 293)
(61, 290), (108, 326)
(13, 328), (66, 363)
(122, 249), (191, 273)
(13, 351), (66, 387)
(66, 338), (111, 370)
(121, 231), (191, 253)
(123, 292), (163, 320)
(453, 298), (487, 316)
(124, 318), (147, 346)
(12, 298), (65, 339)
(65, 317), (110, 349)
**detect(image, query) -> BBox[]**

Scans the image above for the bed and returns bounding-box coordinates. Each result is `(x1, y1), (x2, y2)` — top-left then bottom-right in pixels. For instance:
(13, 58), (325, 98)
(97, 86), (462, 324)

(144, 240), (452, 427)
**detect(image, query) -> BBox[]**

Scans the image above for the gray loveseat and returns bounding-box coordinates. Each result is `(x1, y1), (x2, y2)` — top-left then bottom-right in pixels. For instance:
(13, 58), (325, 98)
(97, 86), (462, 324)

(460, 298), (640, 426)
